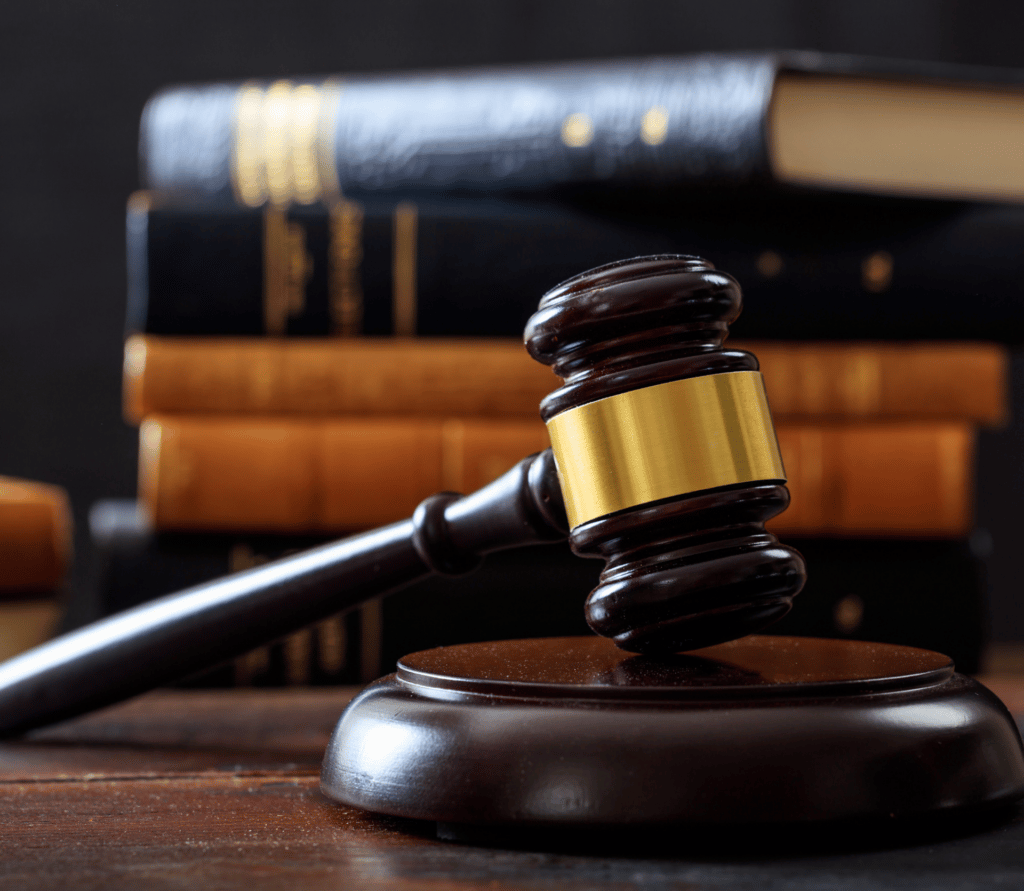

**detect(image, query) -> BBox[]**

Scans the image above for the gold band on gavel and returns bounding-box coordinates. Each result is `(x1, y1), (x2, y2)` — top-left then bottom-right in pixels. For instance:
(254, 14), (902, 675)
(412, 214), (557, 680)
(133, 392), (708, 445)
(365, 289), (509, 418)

(546, 371), (786, 530)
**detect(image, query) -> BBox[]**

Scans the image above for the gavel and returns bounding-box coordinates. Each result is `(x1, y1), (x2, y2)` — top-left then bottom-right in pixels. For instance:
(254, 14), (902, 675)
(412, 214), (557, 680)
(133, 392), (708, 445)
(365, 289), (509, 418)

(0, 255), (806, 736)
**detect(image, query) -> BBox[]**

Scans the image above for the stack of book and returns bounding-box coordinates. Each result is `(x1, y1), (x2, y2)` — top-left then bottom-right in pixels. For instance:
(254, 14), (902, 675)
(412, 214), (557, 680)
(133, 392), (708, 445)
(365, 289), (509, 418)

(97, 51), (1024, 678)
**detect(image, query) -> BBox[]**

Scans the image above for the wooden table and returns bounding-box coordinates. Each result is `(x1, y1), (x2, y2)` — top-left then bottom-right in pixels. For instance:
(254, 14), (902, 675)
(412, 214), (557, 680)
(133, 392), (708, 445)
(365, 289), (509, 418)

(3, 682), (1024, 889)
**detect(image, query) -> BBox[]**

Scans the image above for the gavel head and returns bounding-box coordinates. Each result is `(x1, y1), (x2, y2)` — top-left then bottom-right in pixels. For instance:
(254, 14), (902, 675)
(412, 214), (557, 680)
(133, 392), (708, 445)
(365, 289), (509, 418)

(524, 255), (806, 655)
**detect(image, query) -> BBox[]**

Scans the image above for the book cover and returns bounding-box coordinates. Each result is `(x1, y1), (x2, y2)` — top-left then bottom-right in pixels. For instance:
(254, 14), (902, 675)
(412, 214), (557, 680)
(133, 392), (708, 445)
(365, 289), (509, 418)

(139, 52), (1024, 206)
(0, 476), (72, 593)
(136, 415), (976, 537)
(85, 502), (986, 679)
(85, 500), (365, 686)
(0, 477), (71, 661)
(83, 500), (592, 686)
(123, 335), (1007, 426)
(763, 538), (986, 673)
(127, 192), (1024, 342)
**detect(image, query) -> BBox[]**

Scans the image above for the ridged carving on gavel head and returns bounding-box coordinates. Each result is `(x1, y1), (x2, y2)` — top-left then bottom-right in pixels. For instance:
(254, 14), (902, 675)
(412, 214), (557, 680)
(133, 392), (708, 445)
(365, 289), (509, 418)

(524, 255), (807, 655)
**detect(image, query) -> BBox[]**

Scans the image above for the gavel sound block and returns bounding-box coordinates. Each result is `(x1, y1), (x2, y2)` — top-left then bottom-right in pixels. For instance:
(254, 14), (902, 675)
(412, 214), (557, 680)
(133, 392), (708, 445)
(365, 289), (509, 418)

(0, 256), (1019, 830)
(321, 256), (1024, 828)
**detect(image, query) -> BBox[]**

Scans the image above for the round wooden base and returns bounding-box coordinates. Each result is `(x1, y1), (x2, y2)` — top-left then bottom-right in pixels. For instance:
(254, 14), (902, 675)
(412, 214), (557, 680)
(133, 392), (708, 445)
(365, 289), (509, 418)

(320, 636), (1024, 827)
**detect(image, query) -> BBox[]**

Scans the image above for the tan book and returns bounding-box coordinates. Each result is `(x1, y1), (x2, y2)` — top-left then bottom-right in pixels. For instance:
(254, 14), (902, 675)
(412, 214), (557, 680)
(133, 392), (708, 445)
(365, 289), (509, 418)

(740, 341), (1005, 424)
(0, 477), (72, 592)
(0, 601), (62, 661)
(124, 336), (559, 422)
(124, 336), (1007, 426)
(773, 423), (973, 537)
(138, 416), (551, 532)
(139, 415), (973, 537)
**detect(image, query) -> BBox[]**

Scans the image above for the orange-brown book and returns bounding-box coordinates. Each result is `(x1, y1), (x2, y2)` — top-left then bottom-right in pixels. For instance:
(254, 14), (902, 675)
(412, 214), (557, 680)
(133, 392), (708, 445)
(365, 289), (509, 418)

(124, 336), (559, 422)
(139, 416), (973, 537)
(773, 423), (973, 537)
(0, 477), (73, 591)
(124, 336), (1007, 425)
(139, 416), (552, 532)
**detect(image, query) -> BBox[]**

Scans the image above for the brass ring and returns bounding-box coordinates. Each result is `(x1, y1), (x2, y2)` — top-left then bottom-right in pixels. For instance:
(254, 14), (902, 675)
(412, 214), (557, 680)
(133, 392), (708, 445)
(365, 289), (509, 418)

(547, 371), (786, 529)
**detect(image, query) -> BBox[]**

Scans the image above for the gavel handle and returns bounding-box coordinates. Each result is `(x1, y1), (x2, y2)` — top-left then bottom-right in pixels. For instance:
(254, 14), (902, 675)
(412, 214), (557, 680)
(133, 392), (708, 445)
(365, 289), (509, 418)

(0, 451), (568, 737)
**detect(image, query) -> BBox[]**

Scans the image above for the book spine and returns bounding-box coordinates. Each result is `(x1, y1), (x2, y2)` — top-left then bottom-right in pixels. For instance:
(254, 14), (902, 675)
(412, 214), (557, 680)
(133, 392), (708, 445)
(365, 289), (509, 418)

(85, 501), (986, 677)
(86, 500), (367, 686)
(137, 416), (974, 536)
(773, 423), (973, 536)
(139, 56), (777, 205)
(742, 341), (1006, 425)
(138, 416), (551, 532)
(123, 336), (559, 422)
(382, 535), (986, 673)
(769, 538), (985, 673)
(127, 193), (686, 338)
(0, 603), (62, 662)
(123, 335), (1007, 425)
(128, 193), (1024, 343)
(0, 477), (72, 592)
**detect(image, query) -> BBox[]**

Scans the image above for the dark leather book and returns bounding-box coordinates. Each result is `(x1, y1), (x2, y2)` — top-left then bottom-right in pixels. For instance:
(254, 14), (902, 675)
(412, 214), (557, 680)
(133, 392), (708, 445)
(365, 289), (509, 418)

(383, 537), (986, 675)
(82, 500), (593, 686)
(139, 52), (1024, 207)
(768, 538), (986, 674)
(129, 190), (1024, 342)
(83, 501), (365, 687)
(84, 501), (986, 680)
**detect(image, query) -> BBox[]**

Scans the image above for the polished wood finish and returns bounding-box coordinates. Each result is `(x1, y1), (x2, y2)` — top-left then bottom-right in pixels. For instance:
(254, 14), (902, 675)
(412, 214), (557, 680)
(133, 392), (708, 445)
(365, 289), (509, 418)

(526, 255), (806, 652)
(322, 636), (1024, 826)
(5, 685), (1024, 889)
(396, 634), (955, 693)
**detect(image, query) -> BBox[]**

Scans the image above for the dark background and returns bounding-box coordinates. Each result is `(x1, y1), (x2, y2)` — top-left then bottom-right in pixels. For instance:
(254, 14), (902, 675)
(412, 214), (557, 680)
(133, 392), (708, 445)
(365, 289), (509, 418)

(4, 0), (1024, 642)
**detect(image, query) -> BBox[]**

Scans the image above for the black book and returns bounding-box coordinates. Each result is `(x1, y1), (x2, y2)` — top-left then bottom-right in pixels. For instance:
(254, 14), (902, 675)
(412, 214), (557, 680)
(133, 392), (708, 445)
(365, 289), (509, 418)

(768, 538), (986, 674)
(84, 500), (596, 686)
(129, 191), (1024, 342)
(85, 501), (987, 682)
(140, 52), (1024, 207)
(84, 502), (364, 687)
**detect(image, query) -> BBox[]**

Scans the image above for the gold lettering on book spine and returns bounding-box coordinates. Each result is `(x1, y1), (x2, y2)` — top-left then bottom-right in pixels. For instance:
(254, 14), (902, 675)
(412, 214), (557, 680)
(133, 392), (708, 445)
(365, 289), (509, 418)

(287, 85), (325, 205)
(264, 208), (312, 335)
(316, 80), (343, 202)
(234, 83), (269, 207)
(263, 81), (296, 206)
(392, 202), (418, 336)
(316, 615), (348, 675)
(329, 199), (365, 336)
(231, 80), (343, 207)
(546, 371), (786, 529)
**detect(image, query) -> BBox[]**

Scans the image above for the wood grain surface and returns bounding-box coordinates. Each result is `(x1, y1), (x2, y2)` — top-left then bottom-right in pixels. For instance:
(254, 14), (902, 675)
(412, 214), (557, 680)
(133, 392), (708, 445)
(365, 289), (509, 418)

(2, 685), (1024, 889)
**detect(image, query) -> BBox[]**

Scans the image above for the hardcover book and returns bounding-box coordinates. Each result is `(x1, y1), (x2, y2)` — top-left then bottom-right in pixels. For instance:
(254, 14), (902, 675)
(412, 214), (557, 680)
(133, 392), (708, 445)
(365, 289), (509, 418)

(136, 415), (976, 537)
(127, 192), (1024, 342)
(85, 500), (364, 686)
(0, 477), (71, 661)
(85, 501), (987, 678)
(140, 52), (1024, 207)
(0, 476), (72, 593)
(123, 335), (1007, 426)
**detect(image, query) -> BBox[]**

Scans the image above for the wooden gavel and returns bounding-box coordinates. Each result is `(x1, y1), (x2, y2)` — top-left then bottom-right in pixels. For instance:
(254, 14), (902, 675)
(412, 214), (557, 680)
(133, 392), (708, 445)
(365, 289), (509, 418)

(0, 255), (805, 735)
